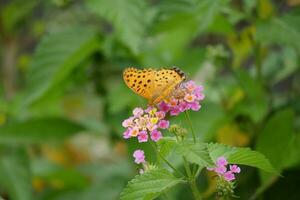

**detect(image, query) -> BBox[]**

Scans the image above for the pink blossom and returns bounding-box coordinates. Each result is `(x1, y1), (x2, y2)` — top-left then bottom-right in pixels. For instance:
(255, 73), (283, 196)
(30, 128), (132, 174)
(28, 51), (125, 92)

(146, 123), (158, 132)
(133, 149), (145, 164)
(157, 81), (204, 116)
(206, 156), (241, 183)
(216, 157), (228, 166)
(184, 94), (196, 103)
(133, 107), (144, 116)
(138, 131), (148, 143)
(158, 120), (169, 129)
(170, 106), (181, 116)
(156, 111), (165, 119)
(123, 129), (131, 139)
(158, 101), (170, 112)
(178, 101), (189, 111)
(129, 127), (139, 137)
(151, 130), (162, 142)
(230, 165), (241, 173)
(189, 102), (201, 111)
(122, 118), (133, 128)
(186, 81), (197, 91)
(169, 98), (178, 107)
(223, 171), (235, 181)
(214, 165), (227, 174)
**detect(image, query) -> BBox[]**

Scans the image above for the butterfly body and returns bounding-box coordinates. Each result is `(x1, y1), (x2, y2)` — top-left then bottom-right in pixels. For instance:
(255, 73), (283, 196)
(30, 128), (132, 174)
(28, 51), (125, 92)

(123, 67), (186, 104)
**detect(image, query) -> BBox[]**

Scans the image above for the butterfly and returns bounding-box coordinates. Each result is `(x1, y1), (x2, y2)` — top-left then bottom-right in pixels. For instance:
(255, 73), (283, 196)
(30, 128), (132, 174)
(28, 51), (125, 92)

(123, 67), (186, 104)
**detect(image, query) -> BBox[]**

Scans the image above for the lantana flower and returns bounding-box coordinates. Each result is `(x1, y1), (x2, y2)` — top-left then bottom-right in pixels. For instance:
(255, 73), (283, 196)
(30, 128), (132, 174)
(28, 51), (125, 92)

(133, 149), (146, 164)
(122, 107), (169, 142)
(158, 81), (205, 116)
(207, 156), (241, 182)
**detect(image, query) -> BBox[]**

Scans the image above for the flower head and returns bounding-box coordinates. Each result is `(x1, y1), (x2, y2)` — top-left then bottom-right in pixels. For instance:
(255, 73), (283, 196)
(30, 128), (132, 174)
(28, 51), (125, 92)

(122, 106), (169, 143)
(133, 149), (145, 164)
(157, 80), (205, 116)
(206, 156), (241, 182)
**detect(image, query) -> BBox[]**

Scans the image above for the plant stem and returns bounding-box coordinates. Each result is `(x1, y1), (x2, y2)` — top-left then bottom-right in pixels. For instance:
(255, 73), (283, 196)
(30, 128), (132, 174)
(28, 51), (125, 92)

(184, 111), (199, 175)
(184, 111), (197, 143)
(150, 142), (185, 177)
(183, 157), (202, 200)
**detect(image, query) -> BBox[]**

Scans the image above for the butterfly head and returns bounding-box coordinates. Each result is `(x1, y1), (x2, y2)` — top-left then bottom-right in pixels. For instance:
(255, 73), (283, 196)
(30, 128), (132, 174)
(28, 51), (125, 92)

(171, 66), (186, 81)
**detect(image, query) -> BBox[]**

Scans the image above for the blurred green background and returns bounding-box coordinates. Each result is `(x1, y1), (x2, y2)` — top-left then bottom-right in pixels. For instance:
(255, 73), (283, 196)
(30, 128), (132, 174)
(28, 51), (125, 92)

(0, 0), (300, 199)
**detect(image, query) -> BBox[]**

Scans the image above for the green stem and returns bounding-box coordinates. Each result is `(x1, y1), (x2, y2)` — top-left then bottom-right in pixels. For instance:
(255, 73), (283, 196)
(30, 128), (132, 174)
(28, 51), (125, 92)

(183, 157), (202, 200)
(184, 111), (197, 143)
(150, 142), (185, 177)
(184, 111), (198, 175)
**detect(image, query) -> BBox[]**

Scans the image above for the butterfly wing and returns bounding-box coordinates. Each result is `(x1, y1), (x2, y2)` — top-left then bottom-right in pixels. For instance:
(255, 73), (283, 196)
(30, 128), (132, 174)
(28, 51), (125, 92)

(123, 67), (155, 100)
(150, 68), (185, 104)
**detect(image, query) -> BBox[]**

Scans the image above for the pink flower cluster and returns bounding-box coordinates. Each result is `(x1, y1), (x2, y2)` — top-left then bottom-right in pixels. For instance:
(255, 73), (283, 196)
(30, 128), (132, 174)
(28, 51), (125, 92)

(158, 81), (205, 116)
(207, 157), (241, 182)
(122, 107), (169, 142)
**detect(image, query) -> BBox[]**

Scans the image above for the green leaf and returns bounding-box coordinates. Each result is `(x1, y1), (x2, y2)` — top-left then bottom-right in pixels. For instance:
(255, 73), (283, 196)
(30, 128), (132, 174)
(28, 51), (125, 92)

(256, 109), (294, 181)
(0, 118), (84, 144)
(0, 153), (32, 200)
(120, 168), (182, 200)
(157, 137), (177, 158)
(207, 143), (277, 173)
(234, 70), (268, 122)
(24, 27), (99, 106)
(176, 142), (215, 167)
(87, 0), (147, 54)
(256, 9), (300, 52)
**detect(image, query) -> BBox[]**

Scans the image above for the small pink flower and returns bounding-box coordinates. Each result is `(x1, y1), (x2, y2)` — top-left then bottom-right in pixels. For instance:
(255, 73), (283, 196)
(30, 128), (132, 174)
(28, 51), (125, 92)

(194, 85), (204, 93)
(158, 120), (169, 129)
(133, 149), (145, 164)
(184, 94), (196, 103)
(138, 130), (148, 143)
(214, 165), (227, 174)
(223, 171), (235, 181)
(178, 101), (189, 111)
(151, 130), (162, 142)
(156, 111), (165, 119)
(129, 127), (140, 137)
(186, 81), (197, 92)
(170, 106), (181, 116)
(230, 165), (241, 174)
(123, 129), (131, 139)
(133, 107), (144, 116)
(189, 102), (201, 111)
(158, 101), (170, 112)
(146, 123), (157, 131)
(216, 157), (228, 167)
(169, 98), (178, 107)
(122, 118), (133, 128)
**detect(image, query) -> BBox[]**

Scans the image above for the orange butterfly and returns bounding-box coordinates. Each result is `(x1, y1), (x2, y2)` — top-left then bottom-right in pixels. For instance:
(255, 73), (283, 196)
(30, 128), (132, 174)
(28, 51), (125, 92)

(123, 67), (186, 104)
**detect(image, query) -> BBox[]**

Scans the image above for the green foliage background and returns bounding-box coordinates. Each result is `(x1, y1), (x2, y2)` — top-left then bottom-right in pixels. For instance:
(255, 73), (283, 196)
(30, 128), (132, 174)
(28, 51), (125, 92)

(0, 0), (299, 199)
